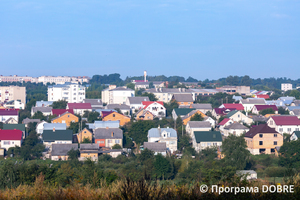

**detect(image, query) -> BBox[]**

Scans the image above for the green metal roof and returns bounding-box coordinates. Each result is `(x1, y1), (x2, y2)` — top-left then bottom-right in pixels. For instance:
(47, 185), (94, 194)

(226, 110), (239, 118)
(174, 108), (195, 116)
(42, 130), (73, 141)
(194, 131), (222, 143)
(3, 124), (26, 131)
(293, 131), (300, 139)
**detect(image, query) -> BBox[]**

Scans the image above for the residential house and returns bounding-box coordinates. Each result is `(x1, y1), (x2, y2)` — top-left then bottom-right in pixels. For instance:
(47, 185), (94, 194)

(3, 100), (24, 110)
(281, 83), (293, 92)
(267, 115), (300, 134)
(4, 117), (18, 124)
(0, 130), (23, 151)
(0, 110), (18, 123)
(290, 131), (300, 141)
(82, 99), (103, 109)
(51, 112), (79, 127)
(99, 149), (124, 158)
(67, 103), (92, 115)
(278, 96), (295, 105)
(172, 108), (196, 121)
(51, 109), (74, 116)
(102, 112), (130, 126)
(212, 108), (236, 120)
(102, 85), (134, 104)
(148, 127), (177, 153)
(42, 129), (73, 151)
(31, 107), (52, 116)
(135, 110), (155, 120)
(192, 131), (222, 152)
(232, 95), (243, 102)
(251, 105), (278, 115)
(87, 121), (120, 131)
(51, 144), (78, 161)
(22, 118), (41, 128)
(94, 128), (123, 148)
(36, 100), (54, 107)
(135, 82), (149, 90)
(152, 81), (165, 88)
(186, 121), (212, 137)
(79, 144), (99, 161)
(226, 110), (253, 125)
(217, 86), (251, 95)
(182, 110), (207, 125)
(204, 116), (216, 127)
(254, 94), (270, 99)
(125, 96), (150, 114)
(43, 123), (67, 131)
(287, 106), (300, 113)
(144, 88), (194, 103)
(219, 103), (244, 111)
(142, 101), (166, 118)
(77, 128), (93, 143)
(143, 142), (167, 156)
(172, 94), (194, 107)
(218, 118), (234, 132)
(106, 104), (130, 115)
(265, 100), (286, 108)
(190, 103), (212, 115)
(3, 124), (26, 139)
(36, 121), (47, 134)
(244, 124), (283, 155)
(291, 100), (300, 107)
(240, 98), (266, 112)
(248, 115), (267, 123)
(290, 109), (300, 119)
(223, 122), (249, 137)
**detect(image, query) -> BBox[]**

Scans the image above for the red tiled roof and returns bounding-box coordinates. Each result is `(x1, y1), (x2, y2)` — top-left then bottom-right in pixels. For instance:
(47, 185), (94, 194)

(0, 130), (22, 140)
(245, 124), (278, 138)
(254, 105), (278, 111)
(218, 118), (230, 126)
(67, 103), (92, 109)
(271, 116), (300, 125)
(222, 104), (244, 110)
(256, 95), (270, 99)
(142, 101), (164, 109)
(52, 109), (74, 116)
(0, 110), (18, 116)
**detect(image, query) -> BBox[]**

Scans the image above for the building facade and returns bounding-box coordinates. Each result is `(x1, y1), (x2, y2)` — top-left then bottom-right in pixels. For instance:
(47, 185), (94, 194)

(48, 83), (85, 103)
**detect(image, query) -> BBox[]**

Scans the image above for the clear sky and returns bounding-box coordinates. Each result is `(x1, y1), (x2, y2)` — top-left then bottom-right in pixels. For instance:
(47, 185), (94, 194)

(0, 1), (299, 80)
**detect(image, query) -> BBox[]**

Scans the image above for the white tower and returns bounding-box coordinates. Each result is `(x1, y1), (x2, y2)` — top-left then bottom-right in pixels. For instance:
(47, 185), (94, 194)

(144, 70), (147, 82)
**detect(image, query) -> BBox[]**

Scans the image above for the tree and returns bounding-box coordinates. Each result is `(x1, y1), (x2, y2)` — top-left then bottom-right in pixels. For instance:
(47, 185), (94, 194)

(138, 148), (154, 163)
(190, 113), (204, 121)
(222, 134), (251, 170)
(149, 82), (154, 88)
(259, 108), (275, 116)
(112, 144), (122, 149)
(141, 92), (158, 101)
(126, 82), (135, 90)
(67, 148), (80, 161)
(82, 138), (92, 143)
(31, 111), (47, 121)
(279, 140), (300, 169)
(153, 154), (173, 180)
(278, 107), (289, 115)
(241, 75), (252, 86)
(52, 100), (68, 109)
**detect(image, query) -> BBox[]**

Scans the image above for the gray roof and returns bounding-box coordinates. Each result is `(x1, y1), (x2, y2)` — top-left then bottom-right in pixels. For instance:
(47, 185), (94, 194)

(291, 109), (300, 116)
(94, 128), (123, 139)
(106, 104), (130, 110)
(224, 123), (248, 130)
(178, 105), (190, 108)
(110, 87), (134, 91)
(187, 121), (211, 128)
(80, 143), (99, 150)
(32, 107), (52, 113)
(135, 82), (149, 86)
(43, 123), (67, 130)
(237, 170), (257, 175)
(265, 100), (285, 107)
(36, 101), (54, 107)
(146, 88), (193, 93)
(88, 121), (120, 129)
(292, 100), (300, 106)
(22, 118), (41, 124)
(190, 104), (212, 110)
(172, 94), (193, 102)
(287, 106), (300, 111)
(127, 97), (150, 104)
(148, 127), (177, 138)
(144, 142), (167, 152)
(190, 89), (224, 93)
(83, 99), (103, 106)
(42, 130), (73, 141)
(240, 98), (266, 104)
(278, 97), (295, 105)
(51, 144), (78, 156)
(248, 115), (267, 122)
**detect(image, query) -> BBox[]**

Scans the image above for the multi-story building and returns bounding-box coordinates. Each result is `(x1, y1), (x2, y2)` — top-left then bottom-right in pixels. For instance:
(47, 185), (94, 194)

(48, 83), (85, 103)
(0, 75), (36, 83)
(0, 75), (90, 84)
(102, 85), (135, 104)
(281, 83), (293, 92)
(0, 86), (26, 104)
(217, 86), (251, 96)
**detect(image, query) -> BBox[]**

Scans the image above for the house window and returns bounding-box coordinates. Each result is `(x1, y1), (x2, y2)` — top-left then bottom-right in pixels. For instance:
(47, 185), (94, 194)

(259, 134), (263, 138)
(100, 141), (104, 143)
(115, 140), (120, 144)
(207, 142), (211, 146)
(108, 140), (112, 143)
(270, 121), (273, 125)
(296, 128), (300, 131)
(259, 141), (263, 145)
(274, 141), (277, 145)
(274, 134), (277, 137)
(113, 114), (115, 117)
(213, 143), (217, 146)
(288, 128), (291, 132)
(279, 128), (283, 132)
(97, 141), (100, 143)
(3, 141), (10, 145)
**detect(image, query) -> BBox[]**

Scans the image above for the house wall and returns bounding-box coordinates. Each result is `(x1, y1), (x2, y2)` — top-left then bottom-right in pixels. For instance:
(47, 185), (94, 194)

(136, 111), (154, 120)
(192, 140), (222, 152)
(230, 112), (253, 125)
(77, 129), (93, 143)
(73, 109), (92, 116)
(51, 155), (69, 161)
(0, 86), (26, 104)
(0, 140), (22, 151)
(95, 139), (106, 147)
(182, 111), (206, 125)
(223, 129), (248, 137)
(52, 114), (78, 127)
(48, 84), (85, 103)
(145, 103), (166, 117)
(43, 140), (72, 151)
(0, 115), (18, 123)
(105, 138), (123, 148)
(186, 127), (211, 137)
(103, 112), (130, 126)
(267, 118), (300, 134)
(80, 152), (98, 158)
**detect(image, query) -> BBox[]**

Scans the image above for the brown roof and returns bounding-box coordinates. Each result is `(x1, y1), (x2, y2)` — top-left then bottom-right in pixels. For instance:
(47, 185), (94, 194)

(245, 124), (278, 138)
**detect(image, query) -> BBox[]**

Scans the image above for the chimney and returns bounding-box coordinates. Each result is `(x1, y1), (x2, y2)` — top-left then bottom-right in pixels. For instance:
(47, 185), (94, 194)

(111, 132), (114, 137)
(53, 127), (55, 132)
(106, 127), (109, 129)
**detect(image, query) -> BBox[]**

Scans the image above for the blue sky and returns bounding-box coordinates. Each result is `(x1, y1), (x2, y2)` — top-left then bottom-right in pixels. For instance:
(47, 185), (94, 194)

(0, 0), (299, 80)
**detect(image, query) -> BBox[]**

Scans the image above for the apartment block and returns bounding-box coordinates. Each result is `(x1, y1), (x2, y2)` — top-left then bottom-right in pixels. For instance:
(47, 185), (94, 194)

(48, 83), (85, 103)
(0, 86), (26, 104)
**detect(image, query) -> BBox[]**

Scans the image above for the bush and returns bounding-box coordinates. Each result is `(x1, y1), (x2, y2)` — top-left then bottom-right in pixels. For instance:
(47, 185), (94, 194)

(265, 166), (287, 177)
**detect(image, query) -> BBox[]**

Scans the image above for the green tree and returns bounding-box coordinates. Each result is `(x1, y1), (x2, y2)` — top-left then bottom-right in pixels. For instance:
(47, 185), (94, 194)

(141, 92), (158, 101)
(82, 138), (92, 143)
(31, 111), (47, 121)
(138, 148), (154, 163)
(241, 75), (252, 86)
(279, 140), (300, 169)
(127, 121), (155, 144)
(278, 107), (289, 115)
(67, 148), (80, 161)
(112, 144), (122, 149)
(153, 154), (173, 180)
(126, 82), (135, 90)
(190, 113), (204, 121)
(222, 134), (251, 170)
(259, 108), (275, 115)
(52, 100), (68, 109)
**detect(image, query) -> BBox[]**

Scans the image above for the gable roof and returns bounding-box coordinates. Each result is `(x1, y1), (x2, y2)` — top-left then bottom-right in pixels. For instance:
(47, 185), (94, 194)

(127, 97), (150, 104)
(172, 94), (193, 102)
(287, 106), (300, 111)
(191, 103), (212, 110)
(22, 118), (41, 124)
(240, 98), (266, 105)
(248, 115), (267, 122)
(94, 128), (123, 139)
(32, 107), (52, 113)
(194, 131), (222, 143)
(143, 142), (167, 152)
(42, 130), (73, 141)
(36, 101), (54, 107)
(0, 110), (18, 116)
(226, 110), (240, 118)
(103, 112), (130, 119)
(51, 112), (77, 121)
(224, 122), (248, 130)
(80, 143), (99, 150)
(222, 104), (244, 110)
(173, 108), (196, 116)
(51, 109), (74, 116)
(67, 103), (92, 109)
(82, 99), (102, 106)
(292, 100), (300, 106)
(245, 124), (278, 138)
(292, 109), (300, 116)
(142, 101), (164, 109)
(88, 121), (120, 129)
(271, 115), (300, 126)
(101, 111), (115, 118)
(106, 104), (130, 110)
(187, 121), (211, 128)
(136, 109), (155, 118)
(293, 131), (300, 139)
(3, 124), (25, 131)
(254, 105), (278, 111)
(0, 130), (23, 140)
(218, 118), (231, 126)
(214, 108), (236, 115)
(181, 110), (206, 120)
(148, 127), (177, 138)
(256, 94), (270, 99)
(51, 144), (78, 156)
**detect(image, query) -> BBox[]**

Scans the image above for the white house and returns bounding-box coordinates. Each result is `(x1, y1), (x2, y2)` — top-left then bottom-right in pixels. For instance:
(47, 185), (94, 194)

(67, 103), (92, 115)
(142, 101), (166, 118)
(102, 85), (134, 104)
(240, 98), (266, 112)
(223, 122), (249, 137)
(267, 115), (300, 135)
(126, 97), (150, 114)
(0, 110), (18, 123)
(226, 110), (253, 125)
(148, 127), (177, 153)
(0, 129), (23, 151)
(31, 107), (52, 116)
(3, 100), (25, 110)
(48, 82), (85, 103)
(192, 131), (222, 152)
(143, 142), (167, 156)
(186, 121), (212, 137)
